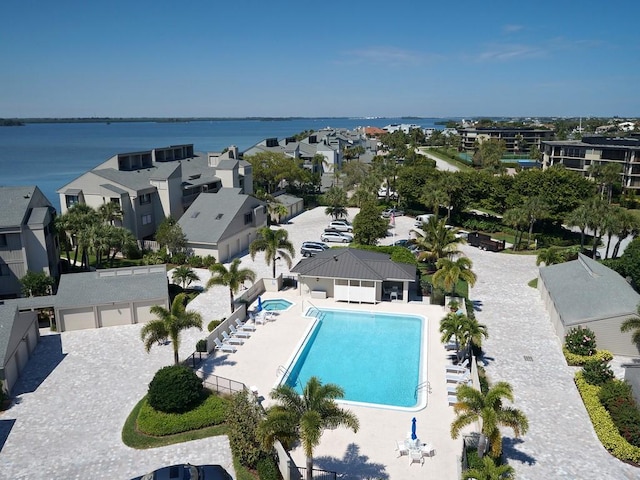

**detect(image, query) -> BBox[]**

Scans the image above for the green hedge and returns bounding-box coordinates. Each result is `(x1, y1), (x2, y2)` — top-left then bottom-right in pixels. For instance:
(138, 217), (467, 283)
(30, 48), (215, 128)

(137, 392), (229, 436)
(575, 372), (640, 465)
(563, 347), (613, 366)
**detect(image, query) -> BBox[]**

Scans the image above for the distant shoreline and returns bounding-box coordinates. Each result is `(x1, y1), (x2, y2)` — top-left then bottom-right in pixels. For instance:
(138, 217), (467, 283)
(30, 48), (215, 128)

(0, 116), (447, 125)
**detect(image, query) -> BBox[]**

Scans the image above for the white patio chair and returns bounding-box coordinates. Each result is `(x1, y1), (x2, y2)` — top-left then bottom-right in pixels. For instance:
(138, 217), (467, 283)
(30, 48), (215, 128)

(395, 440), (409, 457)
(421, 444), (435, 458)
(236, 318), (256, 331)
(229, 324), (251, 338)
(409, 449), (424, 466)
(213, 337), (236, 353)
(222, 331), (243, 345)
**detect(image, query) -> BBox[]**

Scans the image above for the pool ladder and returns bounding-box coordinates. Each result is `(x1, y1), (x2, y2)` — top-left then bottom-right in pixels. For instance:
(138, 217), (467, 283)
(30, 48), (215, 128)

(276, 364), (289, 378)
(415, 381), (431, 400)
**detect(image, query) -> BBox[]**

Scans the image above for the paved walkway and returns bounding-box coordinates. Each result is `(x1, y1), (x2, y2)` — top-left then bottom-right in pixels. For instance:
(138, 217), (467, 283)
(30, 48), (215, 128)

(463, 245), (638, 480)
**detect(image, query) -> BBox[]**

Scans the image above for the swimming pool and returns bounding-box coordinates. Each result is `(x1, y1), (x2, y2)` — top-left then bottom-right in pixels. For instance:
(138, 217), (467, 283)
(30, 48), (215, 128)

(261, 298), (294, 311)
(283, 308), (426, 410)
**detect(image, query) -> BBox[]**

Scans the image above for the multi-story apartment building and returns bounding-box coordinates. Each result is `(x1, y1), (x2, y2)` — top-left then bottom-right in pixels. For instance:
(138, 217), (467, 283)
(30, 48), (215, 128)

(0, 186), (60, 299)
(57, 144), (253, 240)
(459, 127), (554, 154)
(542, 135), (640, 190)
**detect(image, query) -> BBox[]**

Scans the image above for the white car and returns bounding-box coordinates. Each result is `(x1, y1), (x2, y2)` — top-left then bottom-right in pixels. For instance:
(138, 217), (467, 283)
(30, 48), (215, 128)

(321, 231), (352, 243)
(327, 220), (353, 232)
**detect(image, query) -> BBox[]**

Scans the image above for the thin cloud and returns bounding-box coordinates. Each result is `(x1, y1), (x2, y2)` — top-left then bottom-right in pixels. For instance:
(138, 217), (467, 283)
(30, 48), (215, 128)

(503, 24), (524, 33)
(340, 46), (437, 66)
(473, 43), (547, 62)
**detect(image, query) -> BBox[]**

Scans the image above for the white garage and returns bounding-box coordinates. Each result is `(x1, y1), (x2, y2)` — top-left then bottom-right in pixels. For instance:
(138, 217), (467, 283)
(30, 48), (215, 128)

(54, 266), (169, 332)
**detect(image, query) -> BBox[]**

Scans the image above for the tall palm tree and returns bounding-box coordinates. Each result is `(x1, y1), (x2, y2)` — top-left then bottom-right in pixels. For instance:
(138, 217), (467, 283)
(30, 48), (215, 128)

(257, 376), (359, 480)
(249, 227), (295, 278)
(462, 456), (515, 480)
(421, 187), (448, 220)
(611, 208), (639, 259)
(268, 202), (289, 225)
(141, 293), (203, 365)
(460, 316), (489, 356)
(502, 207), (528, 251)
(411, 217), (464, 266)
(97, 201), (123, 225)
(451, 382), (529, 459)
(433, 256), (477, 295)
(585, 197), (611, 257)
(322, 186), (348, 220)
(565, 204), (590, 250)
(172, 265), (201, 289)
(621, 304), (640, 347)
(521, 195), (549, 245)
(440, 312), (470, 358)
(206, 259), (256, 313)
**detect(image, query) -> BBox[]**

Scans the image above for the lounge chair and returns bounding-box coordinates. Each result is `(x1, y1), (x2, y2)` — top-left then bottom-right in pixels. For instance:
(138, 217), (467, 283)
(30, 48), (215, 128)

(446, 358), (469, 373)
(254, 311), (267, 325)
(236, 318), (256, 331)
(448, 395), (458, 406)
(229, 324), (251, 338)
(395, 440), (409, 457)
(421, 444), (435, 458)
(444, 339), (458, 351)
(222, 331), (244, 345)
(409, 449), (424, 466)
(213, 337), (237, 353)
(446, 371), (471, 383)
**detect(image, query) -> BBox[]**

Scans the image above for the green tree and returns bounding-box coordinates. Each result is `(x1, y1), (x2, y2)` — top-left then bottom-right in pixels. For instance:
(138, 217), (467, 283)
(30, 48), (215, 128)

(97, 201), (123, 225)
(171, 265), (200, 289)
(521, 195), (550, 245)
(341, 160), (370, 191)
(257, 376), (359, 480)
(621, 304), (640, 347)
(246, 151), (308, 194)
(322, 186), (348, 220)
(206, 259), (256, 313)
(64, 203), (100, 269)
(439, 312), (470, 358)
(140, 293), (203, 365)
(473, 138), (506, 173)
(20, 271), (55, 297)
(352, 201), (388, 245)
(536, 246), (568, 266)
(611, 209), (639, 258)
(451, 382), (529, 459)
(462, 456), (515, 480)
(412, 217), (464, 266)
(249, 227), (295, 278)
(421, 187), (448, 220)
(227, 390), (270, 469)
(502, 207), (528, 251)
(432, 256), (477, 295)
(155, 217), (187, 256)
(268, 201), (289, 225)
(585, 197), (611, 257)
(565, 204), (590, 250)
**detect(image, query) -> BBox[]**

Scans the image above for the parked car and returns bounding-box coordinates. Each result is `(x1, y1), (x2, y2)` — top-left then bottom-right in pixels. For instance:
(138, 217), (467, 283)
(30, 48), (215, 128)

(381, 208), (404, 218)
(455, 230), (470, 240)
(133, 464), (232, 480)
(321, 231), (352, 243)
(414, 214), (433, 227)
(301, 241), (330, 257)
(327, 220), (353, 232)
(392, 239), (409, 247)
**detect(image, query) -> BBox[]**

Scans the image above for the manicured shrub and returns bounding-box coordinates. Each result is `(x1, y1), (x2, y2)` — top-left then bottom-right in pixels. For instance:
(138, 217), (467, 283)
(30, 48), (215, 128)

(202, 255), (217, 268)
(582, 359), (614, 386)
(608, 398), (640, 447)
(147, 365), (203, 413)
(208, 319), (222, 332)
(171, 252), (187, 266)
(196, 338), (208, 352)
(599, 380), (634, 410)
(257, 455), (281, 480)
(565, 326), (597, 356)
(137, 390), (229, 436)
(562, 347), (613, 366)
(226, 390), (268, 469)
(187, 255), (204, 268)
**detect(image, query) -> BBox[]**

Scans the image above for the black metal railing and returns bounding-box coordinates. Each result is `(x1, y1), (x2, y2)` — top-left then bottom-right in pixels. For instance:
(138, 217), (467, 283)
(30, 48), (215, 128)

(297, 467), (337, 480)
(202, 374), (246, 396)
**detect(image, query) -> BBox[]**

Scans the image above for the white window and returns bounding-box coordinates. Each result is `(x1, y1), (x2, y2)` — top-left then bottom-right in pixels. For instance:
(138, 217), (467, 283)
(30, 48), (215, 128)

(141, 214), (152, 225)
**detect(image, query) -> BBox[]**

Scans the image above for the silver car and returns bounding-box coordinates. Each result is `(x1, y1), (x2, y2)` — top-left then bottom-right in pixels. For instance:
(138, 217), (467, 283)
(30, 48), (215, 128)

(320, 231), (352, 243)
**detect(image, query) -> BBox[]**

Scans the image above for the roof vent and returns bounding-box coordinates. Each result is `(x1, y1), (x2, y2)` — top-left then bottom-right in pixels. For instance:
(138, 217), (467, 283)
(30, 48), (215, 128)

(216, 213), (223, 220)
(191, 212), (200, 219)
(23, 194), (30, 198)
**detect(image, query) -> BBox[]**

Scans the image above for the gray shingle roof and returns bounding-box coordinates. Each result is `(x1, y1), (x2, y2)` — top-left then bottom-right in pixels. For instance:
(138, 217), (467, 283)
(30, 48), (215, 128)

(55, 266), (168, 309)
(178, 189), (266, 244)
(539, 253), (640, 325)
(0, 186), (39, 227)
(0, 300), (19, 364)
(290, 248), (416, 281)
(273, 193), (302, 207)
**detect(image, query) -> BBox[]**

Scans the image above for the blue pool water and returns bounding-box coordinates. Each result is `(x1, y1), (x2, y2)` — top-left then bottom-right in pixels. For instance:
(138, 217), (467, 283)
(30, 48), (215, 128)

(285, 308), (424, 408)
(261, 299), (293, 311)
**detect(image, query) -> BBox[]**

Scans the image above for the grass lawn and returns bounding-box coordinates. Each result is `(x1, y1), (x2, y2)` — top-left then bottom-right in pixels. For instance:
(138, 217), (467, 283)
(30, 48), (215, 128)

(528, 278), (538, 288)
(420, 147), (473, 171)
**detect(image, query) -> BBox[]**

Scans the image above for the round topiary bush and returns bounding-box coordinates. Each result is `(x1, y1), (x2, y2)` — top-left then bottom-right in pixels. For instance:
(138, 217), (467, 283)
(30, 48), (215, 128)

(147, 365), (203, 413)
(565, 326), (597, 356)
(207, 319), (223, 332)
(196, 338), (208, 352)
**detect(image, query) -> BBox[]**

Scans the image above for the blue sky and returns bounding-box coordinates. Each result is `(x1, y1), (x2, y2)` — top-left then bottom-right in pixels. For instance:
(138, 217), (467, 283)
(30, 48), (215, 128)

(2, 0), (639, 118)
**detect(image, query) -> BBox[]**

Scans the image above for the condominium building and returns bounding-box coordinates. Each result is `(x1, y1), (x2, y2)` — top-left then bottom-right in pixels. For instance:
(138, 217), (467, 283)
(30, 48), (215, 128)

(542, 135), (640, 190)
(0, 186), (60, 299)
(57, 144), (253, 240)
(459, 127), (554, 154)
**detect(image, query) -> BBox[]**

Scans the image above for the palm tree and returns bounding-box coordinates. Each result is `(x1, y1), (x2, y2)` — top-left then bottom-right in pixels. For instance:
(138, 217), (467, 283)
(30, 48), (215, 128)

(257, 376), (359, 480)
(521, 195), (549, 245)
(451, 382), (529, 459)
(621, 304), (640, 347)
(611, 208), (639, 258)
(249, 227), (295, 278)
(440, 312), (470, 358)
(268, 202), (289, 225)
(565, 204), (590, 250)
(536, 246), (567, 266)
(462, 456), (515, 480)
(141, 293), (203, 365)
(502, 207), (528, 251)
(172, 265), (200, 289)
(460, 316), (489, 357)
(420, 187), (448, 220)
(322, 186), (348, 220)
(585, 197), (611, 257)
(97, 201), (123, 225)
(206, 259), (256, 313)
(433, 256), (477, 295)
(411, 217), (464, 267)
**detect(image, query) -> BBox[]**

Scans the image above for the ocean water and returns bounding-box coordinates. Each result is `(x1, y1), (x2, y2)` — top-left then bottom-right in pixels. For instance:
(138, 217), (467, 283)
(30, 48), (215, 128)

(0, 118), (443, 211)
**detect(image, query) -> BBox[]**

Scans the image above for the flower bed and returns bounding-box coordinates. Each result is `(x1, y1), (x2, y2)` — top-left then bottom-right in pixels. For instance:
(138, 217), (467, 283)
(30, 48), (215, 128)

(563, 347), (613, 366)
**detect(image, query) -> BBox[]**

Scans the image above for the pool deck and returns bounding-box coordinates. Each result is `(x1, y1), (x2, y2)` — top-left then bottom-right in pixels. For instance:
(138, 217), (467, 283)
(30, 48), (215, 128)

(201, 292), (465, 480)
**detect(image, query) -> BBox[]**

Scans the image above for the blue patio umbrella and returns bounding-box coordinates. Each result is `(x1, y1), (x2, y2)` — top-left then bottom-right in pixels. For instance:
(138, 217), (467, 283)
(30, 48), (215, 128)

(257, 296), (263, 312)
(411, 417), (417, 441)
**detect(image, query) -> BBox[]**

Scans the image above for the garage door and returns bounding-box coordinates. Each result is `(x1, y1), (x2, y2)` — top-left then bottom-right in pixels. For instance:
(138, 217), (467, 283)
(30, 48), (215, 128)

(135, 301), (160, 324)
(98, 304), (132, 327)
(59, 307), (95, 331)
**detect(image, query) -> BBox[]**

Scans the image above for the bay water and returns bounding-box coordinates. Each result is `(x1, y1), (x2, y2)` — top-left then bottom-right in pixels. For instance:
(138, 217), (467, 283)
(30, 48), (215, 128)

(0, 117), (443, 211)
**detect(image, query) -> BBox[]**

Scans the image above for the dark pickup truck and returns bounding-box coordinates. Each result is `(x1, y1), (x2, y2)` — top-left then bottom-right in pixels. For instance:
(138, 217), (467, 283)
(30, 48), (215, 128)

(467, 232), (505, 252)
